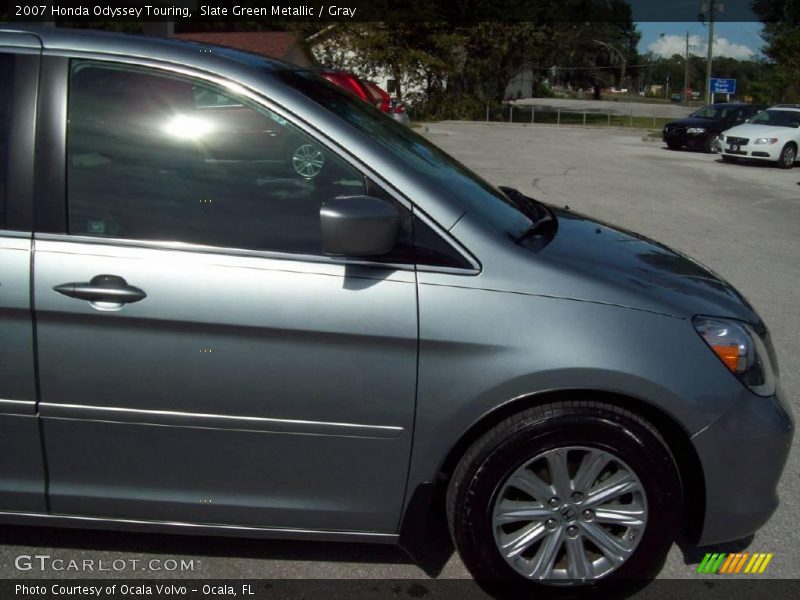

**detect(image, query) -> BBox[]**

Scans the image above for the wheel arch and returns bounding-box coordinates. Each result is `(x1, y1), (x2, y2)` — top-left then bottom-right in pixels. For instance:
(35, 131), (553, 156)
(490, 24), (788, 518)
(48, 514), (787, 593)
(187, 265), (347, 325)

(412, 388), (706, 544)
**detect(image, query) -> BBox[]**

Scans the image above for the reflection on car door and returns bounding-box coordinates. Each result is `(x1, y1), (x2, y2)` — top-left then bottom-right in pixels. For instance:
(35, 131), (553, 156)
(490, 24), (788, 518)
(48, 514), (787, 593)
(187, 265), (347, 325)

(32, 58), (418, 532)
(0, 38), (47, 514)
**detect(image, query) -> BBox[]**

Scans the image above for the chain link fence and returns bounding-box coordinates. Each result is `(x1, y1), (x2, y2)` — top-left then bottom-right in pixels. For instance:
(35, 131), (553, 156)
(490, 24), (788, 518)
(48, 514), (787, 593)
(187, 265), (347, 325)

(496, 104), (673, 129)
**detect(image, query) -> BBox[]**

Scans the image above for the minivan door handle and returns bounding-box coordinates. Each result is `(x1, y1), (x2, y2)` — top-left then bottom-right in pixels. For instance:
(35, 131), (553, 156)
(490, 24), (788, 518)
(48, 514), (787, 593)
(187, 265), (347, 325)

(53, 274), (147, 304)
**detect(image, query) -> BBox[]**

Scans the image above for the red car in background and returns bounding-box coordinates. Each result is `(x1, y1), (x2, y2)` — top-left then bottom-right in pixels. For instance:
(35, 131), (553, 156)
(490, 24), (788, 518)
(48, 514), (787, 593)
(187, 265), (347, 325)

(362, 80), (411, 126)
(320, 70), (410, 126)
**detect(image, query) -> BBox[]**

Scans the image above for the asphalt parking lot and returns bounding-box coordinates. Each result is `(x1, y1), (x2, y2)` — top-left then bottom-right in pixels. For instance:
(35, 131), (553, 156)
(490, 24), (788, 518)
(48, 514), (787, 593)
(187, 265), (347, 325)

(1, 122), (797, 591)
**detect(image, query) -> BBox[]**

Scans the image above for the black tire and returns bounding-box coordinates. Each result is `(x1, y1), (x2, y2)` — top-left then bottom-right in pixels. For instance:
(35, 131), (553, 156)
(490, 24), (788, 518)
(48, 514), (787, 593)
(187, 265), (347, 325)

(666, 142), (681, 150)
(446, 401), (681, 595)
(721, 155), (738, 163)
(777, 143), (797, 169)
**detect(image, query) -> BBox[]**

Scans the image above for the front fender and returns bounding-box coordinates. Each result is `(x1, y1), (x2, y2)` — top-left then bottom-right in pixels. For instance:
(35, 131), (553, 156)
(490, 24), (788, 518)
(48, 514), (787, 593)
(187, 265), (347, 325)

(402, 284), (747, 525)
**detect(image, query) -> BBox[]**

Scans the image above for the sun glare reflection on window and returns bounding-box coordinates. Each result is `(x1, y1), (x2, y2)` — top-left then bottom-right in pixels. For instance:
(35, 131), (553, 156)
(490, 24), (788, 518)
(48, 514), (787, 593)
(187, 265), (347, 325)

(162, 114), (215, 140)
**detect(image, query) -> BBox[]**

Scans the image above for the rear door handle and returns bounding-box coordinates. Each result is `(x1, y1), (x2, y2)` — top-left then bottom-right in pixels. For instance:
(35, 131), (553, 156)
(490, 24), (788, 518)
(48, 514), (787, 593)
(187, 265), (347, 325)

(53, 274), (147, 304)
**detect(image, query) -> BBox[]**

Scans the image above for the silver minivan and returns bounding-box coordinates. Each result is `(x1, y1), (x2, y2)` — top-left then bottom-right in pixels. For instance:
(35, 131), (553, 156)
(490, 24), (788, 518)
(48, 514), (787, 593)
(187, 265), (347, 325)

(0, 27), (793, 592)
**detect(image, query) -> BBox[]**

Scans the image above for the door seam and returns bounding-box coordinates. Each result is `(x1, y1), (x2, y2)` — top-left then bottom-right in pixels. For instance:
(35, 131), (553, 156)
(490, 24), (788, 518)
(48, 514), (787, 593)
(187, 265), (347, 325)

(31, 237), (51, 513)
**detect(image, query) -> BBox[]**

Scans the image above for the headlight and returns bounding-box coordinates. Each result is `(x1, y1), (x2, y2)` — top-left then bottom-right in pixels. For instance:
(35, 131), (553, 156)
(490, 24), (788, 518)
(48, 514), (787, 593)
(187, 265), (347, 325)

(687, 127), (706, 134)
(754, 137), (779, 145)
(693, 317), (776, 396)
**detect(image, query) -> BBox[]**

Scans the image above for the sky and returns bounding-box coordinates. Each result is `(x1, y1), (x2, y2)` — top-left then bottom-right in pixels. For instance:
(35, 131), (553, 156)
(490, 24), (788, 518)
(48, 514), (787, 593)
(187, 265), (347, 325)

(636, 22), (765, 60)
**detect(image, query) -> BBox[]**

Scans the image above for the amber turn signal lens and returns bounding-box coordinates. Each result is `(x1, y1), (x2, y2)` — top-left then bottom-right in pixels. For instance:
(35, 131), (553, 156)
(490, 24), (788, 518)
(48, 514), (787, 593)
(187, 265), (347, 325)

(709, 343), (743, 373)
(693, 317), (776, 397)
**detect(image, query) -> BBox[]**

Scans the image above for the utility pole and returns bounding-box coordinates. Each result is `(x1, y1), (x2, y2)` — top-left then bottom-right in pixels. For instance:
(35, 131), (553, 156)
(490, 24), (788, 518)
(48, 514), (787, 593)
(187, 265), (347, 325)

(684, 32), (690, 104)
(701, 1), (724, 104)
(706, 7), (714, 104)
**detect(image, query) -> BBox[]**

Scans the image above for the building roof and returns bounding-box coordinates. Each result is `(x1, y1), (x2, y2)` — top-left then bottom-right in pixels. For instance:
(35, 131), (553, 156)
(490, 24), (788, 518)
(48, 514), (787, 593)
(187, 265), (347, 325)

(175, 31), (302, 63)
(1, 25), (293, 73)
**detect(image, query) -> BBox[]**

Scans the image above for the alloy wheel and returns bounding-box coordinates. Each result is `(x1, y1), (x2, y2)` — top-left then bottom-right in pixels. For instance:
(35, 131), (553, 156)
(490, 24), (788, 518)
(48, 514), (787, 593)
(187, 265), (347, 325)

(783, 146), (796, 167)
(706, 134), (721, 153)
(492, 446), (648, 583)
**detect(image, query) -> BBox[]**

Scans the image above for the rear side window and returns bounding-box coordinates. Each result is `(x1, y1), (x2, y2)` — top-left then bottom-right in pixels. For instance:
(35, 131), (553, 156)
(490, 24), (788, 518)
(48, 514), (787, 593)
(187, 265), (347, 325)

(0, 54), (13, 228)
(752, 109), (800, 128)
(738, 106), (759, 120)
(65, 60), (369, 256)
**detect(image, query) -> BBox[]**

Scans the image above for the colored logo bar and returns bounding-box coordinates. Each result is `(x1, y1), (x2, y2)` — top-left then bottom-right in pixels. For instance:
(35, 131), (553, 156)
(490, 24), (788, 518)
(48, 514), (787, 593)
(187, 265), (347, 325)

(696, 552), (773, 574)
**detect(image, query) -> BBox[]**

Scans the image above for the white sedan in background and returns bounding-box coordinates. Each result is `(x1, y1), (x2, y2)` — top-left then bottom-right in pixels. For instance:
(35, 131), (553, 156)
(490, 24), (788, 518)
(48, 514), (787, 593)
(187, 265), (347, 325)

(719, 104), (800, 169)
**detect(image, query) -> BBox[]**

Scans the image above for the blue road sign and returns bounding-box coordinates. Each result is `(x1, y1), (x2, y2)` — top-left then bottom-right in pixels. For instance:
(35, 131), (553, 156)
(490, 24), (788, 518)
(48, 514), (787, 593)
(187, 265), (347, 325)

(710, 78), (736, 94)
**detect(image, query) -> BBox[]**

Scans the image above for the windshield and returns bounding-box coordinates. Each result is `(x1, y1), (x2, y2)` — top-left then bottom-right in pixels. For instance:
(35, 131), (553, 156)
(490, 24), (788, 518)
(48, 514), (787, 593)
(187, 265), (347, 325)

(750, 109), (800, 128)
(273, 69), (533, 239)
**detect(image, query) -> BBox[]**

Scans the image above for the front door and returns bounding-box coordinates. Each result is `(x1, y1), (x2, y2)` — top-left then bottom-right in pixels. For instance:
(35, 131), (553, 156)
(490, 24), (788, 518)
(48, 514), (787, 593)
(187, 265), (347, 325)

(33, 58), (417, 532)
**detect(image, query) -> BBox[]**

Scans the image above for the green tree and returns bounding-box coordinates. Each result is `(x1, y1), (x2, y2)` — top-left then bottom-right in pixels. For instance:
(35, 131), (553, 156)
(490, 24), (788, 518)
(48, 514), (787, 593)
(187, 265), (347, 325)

(293, 21), (468, 119)
(556, 18), (641, 98)
(298, 2), (640, 118)
(445, 23), (553, 115)
(752, 0), (800, 102)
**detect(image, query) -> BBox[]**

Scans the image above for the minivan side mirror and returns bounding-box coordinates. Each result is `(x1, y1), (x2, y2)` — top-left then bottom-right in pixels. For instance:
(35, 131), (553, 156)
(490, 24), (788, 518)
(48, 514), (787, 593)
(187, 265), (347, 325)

(320, 196), (399, 257)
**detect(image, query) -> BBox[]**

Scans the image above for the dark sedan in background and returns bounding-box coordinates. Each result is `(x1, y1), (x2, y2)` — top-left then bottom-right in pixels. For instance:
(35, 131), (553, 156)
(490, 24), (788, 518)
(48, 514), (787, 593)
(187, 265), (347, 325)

(663, 102), (766, 153)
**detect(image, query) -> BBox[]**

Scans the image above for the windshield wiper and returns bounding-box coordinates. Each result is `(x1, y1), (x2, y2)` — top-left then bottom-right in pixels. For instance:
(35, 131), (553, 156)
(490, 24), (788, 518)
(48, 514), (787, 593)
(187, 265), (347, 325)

(498, 186), (557, 245)
(514, 211), (556, 245)
(499, 186), (542, 221)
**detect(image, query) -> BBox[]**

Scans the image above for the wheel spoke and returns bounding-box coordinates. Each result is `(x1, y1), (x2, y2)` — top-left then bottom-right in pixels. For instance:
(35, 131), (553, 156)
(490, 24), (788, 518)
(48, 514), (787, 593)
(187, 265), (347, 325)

(528, 527), (564, 579)
(509, 469), (555, 502)
(572, 450), (608, 492)
(546, 448), (573, 497)
(491, 445), (648, 582)
(498, 522), (548, 559)
(565, 535), (593, 580)
(494, 499), (552, 524)
(594, 506), (645, 527)
(585, 471), (639, 507)
(580, 522), (631, 566)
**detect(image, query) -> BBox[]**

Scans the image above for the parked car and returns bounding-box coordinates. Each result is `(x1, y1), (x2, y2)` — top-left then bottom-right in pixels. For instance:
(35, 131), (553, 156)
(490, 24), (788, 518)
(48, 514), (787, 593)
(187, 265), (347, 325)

(669, 93), (682, 103)
(0, 27), (793, 593)
(319, 69), (372, 102)
(362, 80), (411, 126)
(662, 102), (765, 153)
(719, 105), (800, 168)
(320, 70), (410, 125)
